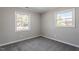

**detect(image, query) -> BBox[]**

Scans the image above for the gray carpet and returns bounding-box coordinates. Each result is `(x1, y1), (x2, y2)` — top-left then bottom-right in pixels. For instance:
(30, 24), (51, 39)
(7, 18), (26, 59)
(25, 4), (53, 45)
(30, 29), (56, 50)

(0, 36), (79, 51)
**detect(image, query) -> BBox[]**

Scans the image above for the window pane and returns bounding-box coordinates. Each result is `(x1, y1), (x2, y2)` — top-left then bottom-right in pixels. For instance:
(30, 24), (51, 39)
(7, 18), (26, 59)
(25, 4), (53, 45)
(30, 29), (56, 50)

(56, 10), (73, 27)
(16, 12), (29, 31)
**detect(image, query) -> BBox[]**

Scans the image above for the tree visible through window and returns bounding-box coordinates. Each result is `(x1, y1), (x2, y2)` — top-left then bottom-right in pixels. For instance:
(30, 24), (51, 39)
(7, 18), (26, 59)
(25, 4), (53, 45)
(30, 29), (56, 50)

(56, 9), (75, 27)
(15, 12), (30, 31)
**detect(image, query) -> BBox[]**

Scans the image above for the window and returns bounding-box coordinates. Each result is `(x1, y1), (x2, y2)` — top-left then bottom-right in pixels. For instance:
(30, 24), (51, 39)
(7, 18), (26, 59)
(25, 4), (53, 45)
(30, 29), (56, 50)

(56, 8), (75, 27)
(15, 11), (30, 31)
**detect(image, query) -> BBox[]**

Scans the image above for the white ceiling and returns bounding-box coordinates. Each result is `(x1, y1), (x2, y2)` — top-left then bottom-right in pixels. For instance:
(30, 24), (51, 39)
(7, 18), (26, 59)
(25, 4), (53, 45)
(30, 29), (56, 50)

(25, 7), (57, 13)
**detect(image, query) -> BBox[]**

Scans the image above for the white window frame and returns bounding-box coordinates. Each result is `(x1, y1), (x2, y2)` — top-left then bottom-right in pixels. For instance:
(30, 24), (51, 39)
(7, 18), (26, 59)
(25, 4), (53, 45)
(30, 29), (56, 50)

(15, 11), (31, 32)
(55, 8), (75, 27)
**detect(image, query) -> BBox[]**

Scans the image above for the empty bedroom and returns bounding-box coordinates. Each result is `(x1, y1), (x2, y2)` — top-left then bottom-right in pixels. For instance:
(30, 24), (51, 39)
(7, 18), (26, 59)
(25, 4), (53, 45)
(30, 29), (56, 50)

(0, 7), (79, 51)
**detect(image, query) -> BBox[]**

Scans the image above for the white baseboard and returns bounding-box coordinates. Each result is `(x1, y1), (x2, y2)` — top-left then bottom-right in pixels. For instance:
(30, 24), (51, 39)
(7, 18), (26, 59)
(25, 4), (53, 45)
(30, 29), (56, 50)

(42, 35), (79, 48)
(0, 35), (40, 47)
(1, 35), (79, 48)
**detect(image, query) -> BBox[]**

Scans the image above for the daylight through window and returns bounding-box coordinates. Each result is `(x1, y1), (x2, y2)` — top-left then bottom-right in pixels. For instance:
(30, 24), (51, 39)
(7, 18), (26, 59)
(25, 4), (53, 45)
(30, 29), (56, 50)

(56, 9), (75, 27)
(15, 12), (30, 31)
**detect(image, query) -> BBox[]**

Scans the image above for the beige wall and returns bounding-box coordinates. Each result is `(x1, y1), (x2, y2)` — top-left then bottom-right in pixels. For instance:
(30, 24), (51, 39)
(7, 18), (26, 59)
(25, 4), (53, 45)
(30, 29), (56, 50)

(41, 7), (79, 47)
(0, 7), (40, 45)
